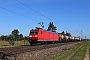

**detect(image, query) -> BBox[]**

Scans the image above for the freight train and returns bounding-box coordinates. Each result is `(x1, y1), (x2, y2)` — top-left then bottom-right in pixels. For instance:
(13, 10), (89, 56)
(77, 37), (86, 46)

(28, 27), (83, 45)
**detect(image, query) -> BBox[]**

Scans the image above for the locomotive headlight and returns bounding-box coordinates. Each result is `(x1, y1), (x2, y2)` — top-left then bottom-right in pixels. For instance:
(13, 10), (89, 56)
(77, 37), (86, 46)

(29, 36), (32, 37)
(35, 35), (37, 37)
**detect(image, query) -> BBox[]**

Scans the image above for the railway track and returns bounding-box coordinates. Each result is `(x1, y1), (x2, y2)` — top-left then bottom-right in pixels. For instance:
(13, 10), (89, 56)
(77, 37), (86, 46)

(0, 42), (81, 59)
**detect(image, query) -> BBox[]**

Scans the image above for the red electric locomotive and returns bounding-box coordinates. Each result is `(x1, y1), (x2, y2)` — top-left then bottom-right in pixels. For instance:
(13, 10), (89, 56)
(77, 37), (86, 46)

(28, 27), (59, 45)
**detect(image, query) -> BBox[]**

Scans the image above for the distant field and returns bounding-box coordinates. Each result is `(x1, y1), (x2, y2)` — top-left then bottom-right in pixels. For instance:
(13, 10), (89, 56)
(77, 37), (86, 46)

(0, 40), (30, 48)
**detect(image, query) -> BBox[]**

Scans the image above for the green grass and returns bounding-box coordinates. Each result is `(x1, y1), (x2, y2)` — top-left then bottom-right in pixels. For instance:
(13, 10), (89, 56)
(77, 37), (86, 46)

(69, 41), (88, 60)
(46, 41), (88, 60)
(0, 45), (10, 48)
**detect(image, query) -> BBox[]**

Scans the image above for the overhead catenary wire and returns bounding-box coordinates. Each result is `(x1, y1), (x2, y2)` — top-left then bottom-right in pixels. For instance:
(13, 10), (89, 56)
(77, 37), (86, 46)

(1, 0), (72, 33)
(0, 0), (51, 29)
(16, 0), (52, 21)
(0, 7), (39, 22)
(30, 0), (73, 33)
(16, 0), (72, 33)
(0, 0), (48, 28)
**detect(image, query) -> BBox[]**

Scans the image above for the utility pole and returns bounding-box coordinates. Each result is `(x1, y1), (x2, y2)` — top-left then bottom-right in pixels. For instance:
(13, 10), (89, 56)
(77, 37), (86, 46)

(81, 30), (83, 39)
(85, 36), (86, 39)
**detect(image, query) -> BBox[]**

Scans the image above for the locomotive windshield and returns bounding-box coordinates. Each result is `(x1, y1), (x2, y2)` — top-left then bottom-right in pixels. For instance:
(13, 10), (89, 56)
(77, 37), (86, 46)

(30, 32), (38, 34)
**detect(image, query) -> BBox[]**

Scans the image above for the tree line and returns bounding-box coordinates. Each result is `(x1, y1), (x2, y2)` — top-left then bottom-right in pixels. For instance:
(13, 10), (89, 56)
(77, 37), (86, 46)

(0, 29), (28, 46)
(0, 29), (28, 41)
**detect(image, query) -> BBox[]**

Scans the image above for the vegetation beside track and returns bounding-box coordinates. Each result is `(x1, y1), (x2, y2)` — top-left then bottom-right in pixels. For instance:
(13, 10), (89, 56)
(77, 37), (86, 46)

(46, 41), (90, 60)
(0, 40), (29, 48)
(69, 41), (88, 60)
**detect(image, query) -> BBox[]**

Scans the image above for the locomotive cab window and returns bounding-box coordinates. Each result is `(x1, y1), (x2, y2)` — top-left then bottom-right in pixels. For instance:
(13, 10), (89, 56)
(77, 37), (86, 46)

(30, 32), (34, 34)
(30, 32), (38, 34)
(35, 32), (38, 34)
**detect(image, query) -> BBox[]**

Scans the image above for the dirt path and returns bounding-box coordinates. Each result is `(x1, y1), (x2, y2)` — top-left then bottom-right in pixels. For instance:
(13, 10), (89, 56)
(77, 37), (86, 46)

(84, 45), (89, 60)
(65, 46), (82, 60)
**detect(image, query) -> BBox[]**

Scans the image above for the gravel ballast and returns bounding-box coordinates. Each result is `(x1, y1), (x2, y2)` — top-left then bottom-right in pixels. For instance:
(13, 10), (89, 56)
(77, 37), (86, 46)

(4, 43), (79, 60)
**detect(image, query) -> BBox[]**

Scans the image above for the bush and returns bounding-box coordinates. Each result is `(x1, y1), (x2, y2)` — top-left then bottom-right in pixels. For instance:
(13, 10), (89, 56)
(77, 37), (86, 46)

(7, 34), (15, 46)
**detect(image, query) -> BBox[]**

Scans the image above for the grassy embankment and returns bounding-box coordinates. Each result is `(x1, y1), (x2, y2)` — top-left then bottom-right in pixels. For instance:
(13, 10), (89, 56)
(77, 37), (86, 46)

(69, 41), (89, 60)
(0, 40), (30, 48)
(46, 41), (90, 60)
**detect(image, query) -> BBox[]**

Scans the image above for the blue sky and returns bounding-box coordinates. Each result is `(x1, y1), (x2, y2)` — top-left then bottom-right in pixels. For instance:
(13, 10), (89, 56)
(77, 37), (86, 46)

(0, 0), (90, 38)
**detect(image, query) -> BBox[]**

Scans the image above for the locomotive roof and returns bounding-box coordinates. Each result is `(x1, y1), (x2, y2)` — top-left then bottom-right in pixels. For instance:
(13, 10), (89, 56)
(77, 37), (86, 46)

(31, 27), (58, 33)
(31, 27), (42, 30)
(44, 30), (58, 33)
